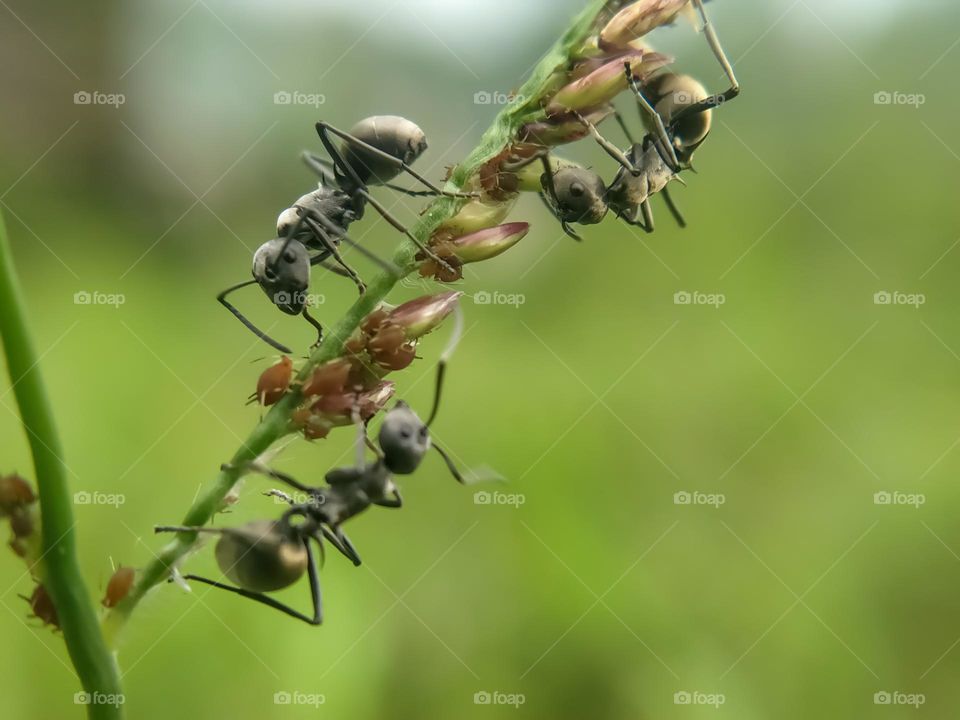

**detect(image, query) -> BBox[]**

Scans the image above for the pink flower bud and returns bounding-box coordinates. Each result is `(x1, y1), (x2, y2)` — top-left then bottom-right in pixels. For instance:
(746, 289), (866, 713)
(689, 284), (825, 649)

(386, 292), (462, 340)
(521, 107), (615, 146)
(445, 222), (529, 264)
(600, 0), (692, 50)
(546, 51), (670, 114)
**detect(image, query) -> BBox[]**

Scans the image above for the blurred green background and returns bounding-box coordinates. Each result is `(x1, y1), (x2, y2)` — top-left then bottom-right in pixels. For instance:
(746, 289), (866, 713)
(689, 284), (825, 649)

(2, 0), (959, 717)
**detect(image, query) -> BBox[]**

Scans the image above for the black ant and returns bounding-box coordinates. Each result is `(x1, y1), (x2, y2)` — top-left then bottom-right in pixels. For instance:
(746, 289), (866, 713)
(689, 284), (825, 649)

(218, 116), (474, 354)
(155, 301), (465, 624)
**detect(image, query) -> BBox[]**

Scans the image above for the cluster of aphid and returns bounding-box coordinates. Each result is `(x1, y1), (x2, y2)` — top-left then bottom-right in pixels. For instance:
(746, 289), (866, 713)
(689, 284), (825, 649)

(1, 473), (134, 629)
(156, 0), (740, 626)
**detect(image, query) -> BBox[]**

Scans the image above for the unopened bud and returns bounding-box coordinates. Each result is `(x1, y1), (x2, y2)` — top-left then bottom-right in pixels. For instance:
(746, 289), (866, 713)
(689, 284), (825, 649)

(385, 292), (461, 340)
(600, 0), (691, 50)
(521, 107), (615, 146)
(546, 51), (669, 114)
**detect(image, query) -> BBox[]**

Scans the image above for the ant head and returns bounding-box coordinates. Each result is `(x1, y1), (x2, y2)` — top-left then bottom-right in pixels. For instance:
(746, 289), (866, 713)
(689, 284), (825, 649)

(213, 520), (308, 593)
(252, 238), (311, 315)
(646, 73), (712, 163)
(378, 401), (430, 475)
(546, 167), (608, 225)
(344, 115), (428, 185)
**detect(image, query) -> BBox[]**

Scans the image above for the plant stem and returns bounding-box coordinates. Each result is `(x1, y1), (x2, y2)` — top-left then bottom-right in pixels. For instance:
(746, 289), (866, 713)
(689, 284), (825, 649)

(0, 211), (124, 719)
(105, 0), (612, 637)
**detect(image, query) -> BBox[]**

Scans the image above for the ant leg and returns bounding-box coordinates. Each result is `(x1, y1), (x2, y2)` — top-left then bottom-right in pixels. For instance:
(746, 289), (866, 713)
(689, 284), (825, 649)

(179, 539), (322, 625)
(303, 152), (444, 198)
(300, 215), (366, 294)
(334, 527), (362, 565)
(432, 443), (466, 484)
(373, 487), (403, 508)
(623, 64), (681, 171)
(575, 112), (640, 176)
(352, 185), (456, 274)
(300, 204), (401, 278)
(661, 186), (687, 228)
(693, 0), (739, 101)
(669, 0), (740, 125)
(313, 258), (352, 278)
(640, 200), (655, 233)
(316, 121), (474, 198)
(426, 298), (463, 427)
(302, 306), (324, 349)
(319, 525), (358, 565)
(217, 280), (292, 354)
(264, 489), (294, 504)
(230, 463), (316, 495)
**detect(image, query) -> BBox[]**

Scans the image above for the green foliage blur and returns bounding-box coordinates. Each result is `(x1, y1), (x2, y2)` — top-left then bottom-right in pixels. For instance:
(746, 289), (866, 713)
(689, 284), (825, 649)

(1, 0), (959, 717)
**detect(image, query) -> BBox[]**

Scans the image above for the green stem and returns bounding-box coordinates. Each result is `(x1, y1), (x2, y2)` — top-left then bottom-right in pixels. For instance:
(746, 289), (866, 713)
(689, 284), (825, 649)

(105, 0), (612, 638)
(0, 212), (125, 719)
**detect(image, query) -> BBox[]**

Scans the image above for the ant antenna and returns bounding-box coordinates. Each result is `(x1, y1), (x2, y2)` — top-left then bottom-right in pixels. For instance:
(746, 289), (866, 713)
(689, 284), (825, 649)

(217, 280), (292, 354)
(426, 298), (463, 427)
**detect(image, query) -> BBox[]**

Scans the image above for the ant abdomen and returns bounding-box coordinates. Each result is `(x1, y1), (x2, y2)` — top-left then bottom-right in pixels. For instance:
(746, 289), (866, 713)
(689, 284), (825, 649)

(213, 520), (308, 593)
(644, 73), (712, 157)
(343, 115), (428, 185)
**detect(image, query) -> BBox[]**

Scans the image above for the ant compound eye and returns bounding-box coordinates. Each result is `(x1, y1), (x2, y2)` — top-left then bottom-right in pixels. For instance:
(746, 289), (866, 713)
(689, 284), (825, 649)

(264, 267), (278, 281)
(569, 182), (585, 197)
(399, 428), (412, 440)
(283, 250), (297, 264)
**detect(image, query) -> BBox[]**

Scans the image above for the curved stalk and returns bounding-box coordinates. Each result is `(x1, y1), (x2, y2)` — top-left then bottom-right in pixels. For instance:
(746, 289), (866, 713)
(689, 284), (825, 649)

(0, 212), (125, 719)
(105, 0), (613, 638)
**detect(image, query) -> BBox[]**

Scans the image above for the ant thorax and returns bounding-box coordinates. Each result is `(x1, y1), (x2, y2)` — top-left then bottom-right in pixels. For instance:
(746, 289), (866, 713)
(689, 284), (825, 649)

(276, 187), (358, 244)
(606, 141), (677, 217)
(316, 461), (395, 526)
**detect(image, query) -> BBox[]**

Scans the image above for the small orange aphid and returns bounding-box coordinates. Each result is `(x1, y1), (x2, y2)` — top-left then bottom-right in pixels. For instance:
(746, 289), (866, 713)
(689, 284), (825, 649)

(102, 566), (136, 608)
(250, 356), (293, 406)
(22, 583), (59, 630)
(302, 359), (351, 397)
(0, 474), (35, 517)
